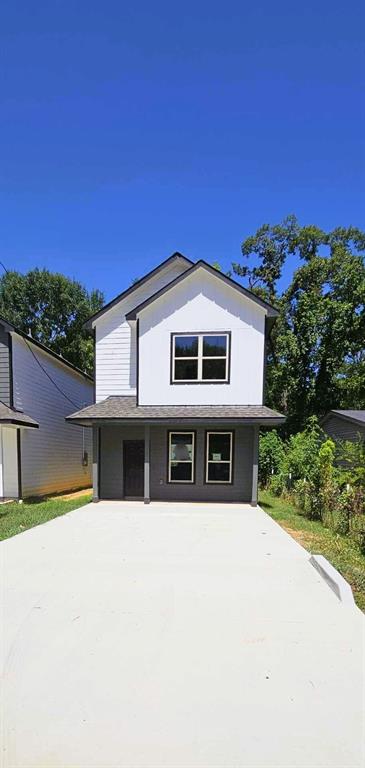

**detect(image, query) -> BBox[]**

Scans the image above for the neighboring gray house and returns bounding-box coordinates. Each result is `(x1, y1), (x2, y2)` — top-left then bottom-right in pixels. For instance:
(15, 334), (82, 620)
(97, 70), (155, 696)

(0, 317), (93, 499)
(67, 253), (285, 504)
(321, 410), (365, 444)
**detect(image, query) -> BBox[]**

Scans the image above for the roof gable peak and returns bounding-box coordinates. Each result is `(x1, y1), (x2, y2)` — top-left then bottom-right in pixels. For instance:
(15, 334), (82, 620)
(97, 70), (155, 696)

(85, 251), (193, 328)
(126, 259), (279, 321)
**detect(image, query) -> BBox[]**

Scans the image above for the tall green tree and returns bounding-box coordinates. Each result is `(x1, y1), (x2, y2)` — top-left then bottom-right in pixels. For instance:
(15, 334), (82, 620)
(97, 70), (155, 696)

(233, 216), (365, 433)
(0, 268), (104, 375)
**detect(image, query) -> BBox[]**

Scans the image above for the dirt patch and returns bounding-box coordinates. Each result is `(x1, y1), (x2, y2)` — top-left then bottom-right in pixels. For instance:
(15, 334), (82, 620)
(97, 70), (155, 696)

(281, 524), (316, 550)
(50, 488), (92, 501)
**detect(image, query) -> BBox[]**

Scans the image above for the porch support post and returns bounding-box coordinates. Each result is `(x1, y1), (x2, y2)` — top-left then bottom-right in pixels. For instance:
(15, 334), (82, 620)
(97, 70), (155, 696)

(251, 425), (259, 506)
(16, 429), (22, 502)
(92, 425), (100, 503)
(0, 427), (3, 499)
(144, 424), (150, 504)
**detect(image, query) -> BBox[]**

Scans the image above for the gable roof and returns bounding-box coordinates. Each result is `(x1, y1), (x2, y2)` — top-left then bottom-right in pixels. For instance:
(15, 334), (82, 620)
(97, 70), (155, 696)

(125, 260), (279, 321)
(84, 252), (193, 328)
(0, 316), (93, 382)
(321, 410), (365, 427)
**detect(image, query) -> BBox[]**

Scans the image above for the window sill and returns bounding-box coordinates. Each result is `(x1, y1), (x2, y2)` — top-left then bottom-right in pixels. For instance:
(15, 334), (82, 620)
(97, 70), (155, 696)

(171, 380), (230, 385)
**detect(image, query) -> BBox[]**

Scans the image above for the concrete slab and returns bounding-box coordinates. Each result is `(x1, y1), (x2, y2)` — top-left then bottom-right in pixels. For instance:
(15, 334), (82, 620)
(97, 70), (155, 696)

(2, 501), (364, 767)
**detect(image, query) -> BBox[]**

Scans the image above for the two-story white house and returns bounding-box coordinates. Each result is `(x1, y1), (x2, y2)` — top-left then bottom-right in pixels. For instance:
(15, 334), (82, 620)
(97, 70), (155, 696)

(67, 253), (285, 504)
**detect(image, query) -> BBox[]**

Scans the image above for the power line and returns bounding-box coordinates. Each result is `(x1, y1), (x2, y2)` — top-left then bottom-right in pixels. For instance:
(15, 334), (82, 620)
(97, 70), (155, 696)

(23, 337), (81, 409)
(0, 260), (83, 410)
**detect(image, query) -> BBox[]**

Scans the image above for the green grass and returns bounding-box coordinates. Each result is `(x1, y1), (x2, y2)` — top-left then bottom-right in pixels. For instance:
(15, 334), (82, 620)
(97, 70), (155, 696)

(259, 489), (365, 612)
(0, 493), (92, 541)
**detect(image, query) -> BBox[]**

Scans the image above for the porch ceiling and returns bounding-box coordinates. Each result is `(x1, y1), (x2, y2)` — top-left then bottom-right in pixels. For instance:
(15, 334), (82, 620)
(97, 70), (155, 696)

(66, 395), (286, 426)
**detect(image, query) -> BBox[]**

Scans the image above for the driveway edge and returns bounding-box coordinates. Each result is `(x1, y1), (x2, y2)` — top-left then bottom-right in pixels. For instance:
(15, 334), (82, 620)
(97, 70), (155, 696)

(309, 554), (356, 607)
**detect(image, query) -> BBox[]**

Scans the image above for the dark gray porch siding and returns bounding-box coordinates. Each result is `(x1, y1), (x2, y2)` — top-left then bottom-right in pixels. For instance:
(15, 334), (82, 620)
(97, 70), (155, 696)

(100, 425), (144, 499)
(150, 425), (253, 502)
(323, 415), (365, 443)
(99, 424), (254, 502)
(0, 326), (11, 406)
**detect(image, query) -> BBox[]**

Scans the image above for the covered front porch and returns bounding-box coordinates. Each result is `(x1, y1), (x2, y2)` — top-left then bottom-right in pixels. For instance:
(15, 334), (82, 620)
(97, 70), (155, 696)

(66, 396), (286, 507)
(92, 422), (260, 505)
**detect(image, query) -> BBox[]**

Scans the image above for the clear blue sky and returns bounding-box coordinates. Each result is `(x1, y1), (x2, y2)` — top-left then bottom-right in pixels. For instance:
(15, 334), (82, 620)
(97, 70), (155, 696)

(2, 1), (364, 301)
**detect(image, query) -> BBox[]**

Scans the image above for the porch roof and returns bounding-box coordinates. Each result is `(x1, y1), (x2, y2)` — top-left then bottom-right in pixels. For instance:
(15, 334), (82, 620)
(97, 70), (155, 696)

(66, 396), (285, 426)
(0, 401), (39, 429)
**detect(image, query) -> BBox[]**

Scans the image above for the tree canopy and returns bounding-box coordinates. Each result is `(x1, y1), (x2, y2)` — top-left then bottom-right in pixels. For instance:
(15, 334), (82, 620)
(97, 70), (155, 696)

(233, 215), (365, 433)
(0, 268), (104, 376)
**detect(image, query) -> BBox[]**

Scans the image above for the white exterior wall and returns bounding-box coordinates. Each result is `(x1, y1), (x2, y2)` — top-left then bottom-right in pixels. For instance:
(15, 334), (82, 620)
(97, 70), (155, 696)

(94, 261), (189, 402)
(2, 427), (18, 497)
(12, 335), (93, 497)
(138, 271), (266, 405)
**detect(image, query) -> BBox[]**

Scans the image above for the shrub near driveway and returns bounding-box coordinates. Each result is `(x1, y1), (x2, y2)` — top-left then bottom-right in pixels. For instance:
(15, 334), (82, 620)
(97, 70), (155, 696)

(259, 419), (365, 550)
(0, 493), (92, 541)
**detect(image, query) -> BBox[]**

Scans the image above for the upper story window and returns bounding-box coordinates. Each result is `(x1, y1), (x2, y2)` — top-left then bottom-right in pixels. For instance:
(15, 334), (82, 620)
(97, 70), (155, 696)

(171, 333), (230, 383)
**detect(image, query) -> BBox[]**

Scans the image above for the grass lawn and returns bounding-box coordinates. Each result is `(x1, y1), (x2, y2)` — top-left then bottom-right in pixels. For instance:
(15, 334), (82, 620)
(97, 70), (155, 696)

(0, 492), (92, 541)
(259, 489), (365, 612)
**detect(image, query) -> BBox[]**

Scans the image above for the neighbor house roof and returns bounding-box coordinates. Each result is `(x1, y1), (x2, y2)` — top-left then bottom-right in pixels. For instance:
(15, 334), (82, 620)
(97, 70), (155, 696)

(0, 316), (93, 382)
(125, 260), (279, 321)
(66, 396), (286, 425)
(0, 400), (39, 428)
(84, 252), (194, 328)
(321, 410), (365, 427)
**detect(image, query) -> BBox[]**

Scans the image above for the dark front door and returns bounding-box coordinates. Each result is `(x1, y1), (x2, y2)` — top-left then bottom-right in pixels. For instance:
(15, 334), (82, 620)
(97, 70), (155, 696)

(123, 440), (144, 498)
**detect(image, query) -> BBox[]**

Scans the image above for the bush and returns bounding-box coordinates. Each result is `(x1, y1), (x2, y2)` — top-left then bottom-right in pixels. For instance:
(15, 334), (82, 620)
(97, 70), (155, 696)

(350, 510), (365, 554)
(324, 505), (350, 535)
(268, 473), (285, 497)
(261, 417), (364, 554)
(336, 438), (365, 488)
(281, 416), (323, 488)
(293, 478), (321, 519)
(293, 479), (311, 516)
(259, 430), (285, 487)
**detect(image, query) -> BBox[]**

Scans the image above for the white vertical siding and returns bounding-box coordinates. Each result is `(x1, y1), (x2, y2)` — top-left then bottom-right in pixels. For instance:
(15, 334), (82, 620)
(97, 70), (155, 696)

(95, 261), (188, 402)
(138, 270), (266, 405)
(12, 335), (93, 497)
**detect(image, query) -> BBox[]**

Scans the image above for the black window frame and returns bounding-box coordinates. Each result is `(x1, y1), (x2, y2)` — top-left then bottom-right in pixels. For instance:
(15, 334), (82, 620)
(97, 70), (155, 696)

(170, 332), (231, 385)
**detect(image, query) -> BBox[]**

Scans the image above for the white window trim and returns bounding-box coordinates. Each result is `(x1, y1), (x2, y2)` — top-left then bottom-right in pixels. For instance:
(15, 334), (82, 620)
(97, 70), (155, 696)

(172, 333), (230, 383)
(168, 431), (195, 483)
(206, 431), (233, 484)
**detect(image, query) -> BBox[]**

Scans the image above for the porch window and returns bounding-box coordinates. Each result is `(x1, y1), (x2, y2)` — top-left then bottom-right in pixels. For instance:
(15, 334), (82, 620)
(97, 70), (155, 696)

(206, 431), (233, 483)
(172, 333), (229, 382)
(168, 432), (195, 483)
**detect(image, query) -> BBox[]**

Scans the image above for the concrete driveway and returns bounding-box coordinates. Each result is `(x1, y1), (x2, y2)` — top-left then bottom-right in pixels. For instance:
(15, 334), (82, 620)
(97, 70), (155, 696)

(2, 502), (364, 768)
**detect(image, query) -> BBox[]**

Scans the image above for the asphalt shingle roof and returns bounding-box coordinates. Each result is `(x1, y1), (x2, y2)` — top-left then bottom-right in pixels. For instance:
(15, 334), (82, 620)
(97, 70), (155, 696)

(0, 401), (39, 428)
(67, 396), (285, 424)
(331, 410), (365, 425)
